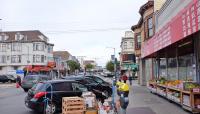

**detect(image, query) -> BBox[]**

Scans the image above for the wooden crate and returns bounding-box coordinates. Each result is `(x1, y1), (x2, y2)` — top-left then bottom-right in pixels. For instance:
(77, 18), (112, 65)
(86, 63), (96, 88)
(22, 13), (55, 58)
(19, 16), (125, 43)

(62, 97), (85, 114)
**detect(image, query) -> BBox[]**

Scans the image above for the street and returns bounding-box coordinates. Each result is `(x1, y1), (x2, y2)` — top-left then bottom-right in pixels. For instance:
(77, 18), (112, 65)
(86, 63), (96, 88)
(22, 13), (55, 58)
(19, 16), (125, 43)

(0, 78), (192, 114)
(0, 86), (35, 114)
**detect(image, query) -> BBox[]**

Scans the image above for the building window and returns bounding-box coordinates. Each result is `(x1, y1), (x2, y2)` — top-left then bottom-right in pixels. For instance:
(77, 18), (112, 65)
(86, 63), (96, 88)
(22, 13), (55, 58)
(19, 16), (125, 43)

(124, 42), (127, 49)
(159, 58), (167, 78)
(33, 43), (44, 51)
(0, 55), (7, 63)
(0, 44), (7, 52)
(36, 55), (41, 62)
(148, 17), (153, 37)
(48, 46), (52, 53)
(33, 55), (35, 63)
(130, 41), (134, 48)
(41, 55), (44, 63)
(135, 33), (141, 49)
(11, 55), (21, 63)
(11, 43), (21, 51)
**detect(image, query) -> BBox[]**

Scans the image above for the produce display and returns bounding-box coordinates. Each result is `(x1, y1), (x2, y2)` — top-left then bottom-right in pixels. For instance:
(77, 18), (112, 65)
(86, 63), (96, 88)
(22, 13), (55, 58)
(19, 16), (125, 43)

(148, 78), (200, 113)
(184, 82), (200, 91)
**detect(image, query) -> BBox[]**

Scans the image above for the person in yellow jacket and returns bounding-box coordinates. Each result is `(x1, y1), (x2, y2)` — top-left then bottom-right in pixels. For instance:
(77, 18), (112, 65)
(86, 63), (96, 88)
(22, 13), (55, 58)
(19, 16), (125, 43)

(116, 81), (129, 97)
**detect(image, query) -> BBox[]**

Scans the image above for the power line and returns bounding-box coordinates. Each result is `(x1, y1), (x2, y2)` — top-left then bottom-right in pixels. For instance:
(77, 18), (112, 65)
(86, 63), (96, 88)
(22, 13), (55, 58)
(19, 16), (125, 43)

(45, 27), (130, 34)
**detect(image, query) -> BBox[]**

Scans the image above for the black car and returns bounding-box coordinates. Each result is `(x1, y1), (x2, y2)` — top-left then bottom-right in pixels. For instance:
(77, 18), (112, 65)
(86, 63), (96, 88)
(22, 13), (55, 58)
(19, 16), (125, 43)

(64, 76), (112, 97)
(25, 80), (104, 114)
(0, 75), (9, 83)
(6, 75), (16, 83)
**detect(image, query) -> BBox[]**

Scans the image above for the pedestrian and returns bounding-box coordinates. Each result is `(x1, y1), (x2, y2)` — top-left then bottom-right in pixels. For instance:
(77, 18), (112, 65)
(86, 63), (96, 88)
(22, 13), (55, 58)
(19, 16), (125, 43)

(128, 76), (133, 85)
(16, 75), (21, 87)
(122, 73), (128, 83)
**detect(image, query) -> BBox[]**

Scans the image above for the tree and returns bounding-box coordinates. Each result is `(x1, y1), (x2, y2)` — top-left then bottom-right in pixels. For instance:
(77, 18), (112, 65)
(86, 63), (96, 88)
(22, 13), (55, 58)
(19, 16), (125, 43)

(85, 64), (94, 70)
(106, 61), (114, 72)
(67, 60), (80, 73)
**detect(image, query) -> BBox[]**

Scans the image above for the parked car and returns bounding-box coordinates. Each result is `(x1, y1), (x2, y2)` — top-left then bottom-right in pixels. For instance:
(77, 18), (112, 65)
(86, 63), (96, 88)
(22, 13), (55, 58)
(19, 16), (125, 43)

(0, 75), (10, 83)
(5, 75), (16, 83)
(25, 80), (104, 113)
(64, 75), (112, 97)
(21, 75), (50, 92)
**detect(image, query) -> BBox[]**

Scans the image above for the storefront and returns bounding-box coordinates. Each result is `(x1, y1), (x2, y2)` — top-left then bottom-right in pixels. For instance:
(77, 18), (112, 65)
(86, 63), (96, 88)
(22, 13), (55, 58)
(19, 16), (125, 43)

(142, 0), (200, 112)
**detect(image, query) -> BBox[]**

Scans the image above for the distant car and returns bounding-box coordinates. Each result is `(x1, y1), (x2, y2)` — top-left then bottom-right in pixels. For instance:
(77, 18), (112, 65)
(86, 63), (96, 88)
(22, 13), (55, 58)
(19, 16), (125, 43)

(5, 75), (16, 83)
(21, 75), (50, 92)
(0, 75), (10, 83)
(64, 75), (112, 97)
(25, 80), (103, 114)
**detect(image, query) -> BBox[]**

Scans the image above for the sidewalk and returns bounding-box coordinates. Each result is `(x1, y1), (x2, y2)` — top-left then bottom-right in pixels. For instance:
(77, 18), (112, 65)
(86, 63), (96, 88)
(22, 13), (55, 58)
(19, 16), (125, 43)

(127, 81), (190, 114)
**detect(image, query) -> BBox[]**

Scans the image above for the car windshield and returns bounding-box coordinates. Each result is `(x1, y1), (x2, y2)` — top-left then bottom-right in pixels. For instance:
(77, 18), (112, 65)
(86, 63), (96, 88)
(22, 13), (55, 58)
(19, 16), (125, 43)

(24, 76), (38, 81)
(32, 82), (47, 91)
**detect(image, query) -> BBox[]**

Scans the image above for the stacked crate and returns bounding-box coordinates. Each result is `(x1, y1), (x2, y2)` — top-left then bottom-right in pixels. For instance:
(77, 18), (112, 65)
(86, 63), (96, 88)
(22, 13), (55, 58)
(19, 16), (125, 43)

(62, 97), (85, 114)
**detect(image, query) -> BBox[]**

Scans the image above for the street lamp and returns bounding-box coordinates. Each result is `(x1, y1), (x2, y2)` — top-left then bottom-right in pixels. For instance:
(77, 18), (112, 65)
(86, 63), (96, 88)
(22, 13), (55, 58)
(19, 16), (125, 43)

(106, 47), (117, 109)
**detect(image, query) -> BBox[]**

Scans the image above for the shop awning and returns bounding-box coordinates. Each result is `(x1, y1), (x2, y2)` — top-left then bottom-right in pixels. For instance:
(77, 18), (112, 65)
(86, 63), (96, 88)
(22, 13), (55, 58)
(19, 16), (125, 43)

(40, 67), (51, 71)
(122, 63), (138, 70)
(142, 0), (198, 58)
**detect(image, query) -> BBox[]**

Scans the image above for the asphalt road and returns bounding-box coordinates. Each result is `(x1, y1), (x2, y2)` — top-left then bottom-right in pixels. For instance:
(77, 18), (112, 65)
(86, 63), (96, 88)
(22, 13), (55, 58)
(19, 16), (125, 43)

(0, 87), (37, 114)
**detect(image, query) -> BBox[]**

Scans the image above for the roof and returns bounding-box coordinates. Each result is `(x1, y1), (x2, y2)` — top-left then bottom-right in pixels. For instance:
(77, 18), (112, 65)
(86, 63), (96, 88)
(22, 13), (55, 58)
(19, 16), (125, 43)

(53, 51), (71, 60)
(131, 17), (143, 31)
(0, 30), (54, 45)
(84, 60), (95, 65)
(139, 1), (154, 16)
(131, 1), (153, 31)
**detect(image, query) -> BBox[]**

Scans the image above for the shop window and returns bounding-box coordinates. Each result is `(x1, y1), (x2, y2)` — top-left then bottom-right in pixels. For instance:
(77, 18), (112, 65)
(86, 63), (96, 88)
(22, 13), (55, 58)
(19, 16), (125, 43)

(168, 57), (178, 80)
(159, 58), (167, 78)
(178, 54), (194, 81)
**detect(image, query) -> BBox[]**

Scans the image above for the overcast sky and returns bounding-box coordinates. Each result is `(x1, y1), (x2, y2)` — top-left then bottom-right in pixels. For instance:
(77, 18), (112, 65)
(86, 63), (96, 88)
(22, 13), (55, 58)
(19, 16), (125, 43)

(0, 0), (147, 66)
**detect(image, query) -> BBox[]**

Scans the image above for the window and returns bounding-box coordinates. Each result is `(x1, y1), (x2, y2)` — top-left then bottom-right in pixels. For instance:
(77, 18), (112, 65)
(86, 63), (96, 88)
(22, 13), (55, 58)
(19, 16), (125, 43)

(11, 43), (21, 51)
(168, 57), (178, 80)
(124, 42), (127, 49)
(0, 44), (7, 52)
(130, 41), (134, 48)
(33, 43), (44, 51)
(178, 54), (194, 81)
(159, 58), (167, 78)
(72, 83), (88, 92)
(41, 55), (44, 63)
(148, 17), (153, 38)
(11, 55), (21, 63)
(33, 55), (35, 63)
(48, 46), (52, 53)
(53, 82), (72, 91)
(0, 55), (6, 63)
(36, 55), (41, 62)
(135, 33), (141, 49)
(15, 33), (21, 40)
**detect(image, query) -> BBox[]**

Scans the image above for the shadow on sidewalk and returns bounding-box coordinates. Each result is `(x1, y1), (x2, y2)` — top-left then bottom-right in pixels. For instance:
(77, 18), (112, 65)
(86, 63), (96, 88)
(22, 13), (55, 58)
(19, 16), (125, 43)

(127, 107), (156, 114)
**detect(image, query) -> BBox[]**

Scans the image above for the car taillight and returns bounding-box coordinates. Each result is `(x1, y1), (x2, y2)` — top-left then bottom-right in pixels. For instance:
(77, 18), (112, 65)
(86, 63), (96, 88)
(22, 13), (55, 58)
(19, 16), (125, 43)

(33, 92), (47, 99)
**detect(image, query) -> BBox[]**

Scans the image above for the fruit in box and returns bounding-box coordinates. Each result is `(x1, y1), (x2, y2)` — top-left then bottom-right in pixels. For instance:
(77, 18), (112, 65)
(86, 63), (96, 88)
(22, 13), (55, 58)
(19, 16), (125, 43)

(184, 82), (200, 91)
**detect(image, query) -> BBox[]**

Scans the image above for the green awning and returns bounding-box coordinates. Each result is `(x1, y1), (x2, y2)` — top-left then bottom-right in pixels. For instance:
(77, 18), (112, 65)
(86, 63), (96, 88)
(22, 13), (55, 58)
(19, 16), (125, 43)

(123, 63), (138, 70)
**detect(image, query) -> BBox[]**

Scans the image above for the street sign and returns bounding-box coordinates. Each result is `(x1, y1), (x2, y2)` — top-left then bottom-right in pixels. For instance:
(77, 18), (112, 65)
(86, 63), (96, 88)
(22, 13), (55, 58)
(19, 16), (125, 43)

(111, 55), (115, 61)
(16, 70), (24, 74)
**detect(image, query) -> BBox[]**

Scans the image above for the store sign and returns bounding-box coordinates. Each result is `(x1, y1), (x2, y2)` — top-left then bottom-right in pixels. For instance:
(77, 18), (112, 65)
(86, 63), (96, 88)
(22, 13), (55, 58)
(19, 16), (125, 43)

(142, 0), (200, 58)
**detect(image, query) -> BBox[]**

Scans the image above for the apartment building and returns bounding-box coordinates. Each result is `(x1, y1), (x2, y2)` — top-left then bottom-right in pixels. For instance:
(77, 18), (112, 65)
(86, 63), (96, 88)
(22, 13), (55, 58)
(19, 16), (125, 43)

(120, 31), (136, 74)
(0, 30), (54, 74)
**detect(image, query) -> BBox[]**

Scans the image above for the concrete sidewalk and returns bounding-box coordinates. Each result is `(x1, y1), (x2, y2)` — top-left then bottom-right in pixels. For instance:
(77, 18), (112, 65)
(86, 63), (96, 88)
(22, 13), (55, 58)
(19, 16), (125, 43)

(127, 81), (190, 114)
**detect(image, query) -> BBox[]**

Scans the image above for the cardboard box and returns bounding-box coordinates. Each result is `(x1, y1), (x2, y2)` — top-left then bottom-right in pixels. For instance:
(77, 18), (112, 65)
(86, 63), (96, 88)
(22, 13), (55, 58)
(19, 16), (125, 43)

(85, 109), (98, 114)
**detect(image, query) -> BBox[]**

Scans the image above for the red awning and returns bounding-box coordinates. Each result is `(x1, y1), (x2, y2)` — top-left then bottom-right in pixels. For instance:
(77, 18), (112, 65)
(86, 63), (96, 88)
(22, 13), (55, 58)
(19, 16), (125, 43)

(40, 67), (51, 71)
(24, 65), (33, 71)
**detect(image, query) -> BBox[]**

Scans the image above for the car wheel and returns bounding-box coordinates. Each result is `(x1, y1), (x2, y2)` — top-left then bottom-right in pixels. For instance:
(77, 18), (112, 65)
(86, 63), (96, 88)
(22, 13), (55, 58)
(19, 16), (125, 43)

(23, 89), (29, 92)
(45, 102), (56, 114)
(8, 80), (11, 83)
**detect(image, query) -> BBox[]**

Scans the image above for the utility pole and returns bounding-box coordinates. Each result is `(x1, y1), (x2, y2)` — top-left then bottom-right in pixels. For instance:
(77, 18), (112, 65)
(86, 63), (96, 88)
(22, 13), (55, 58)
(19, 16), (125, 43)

(0, 19), (2, 32)
(106, 47), (117, 109)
